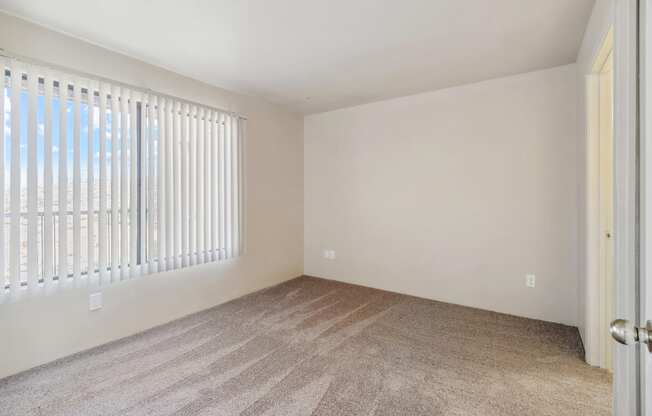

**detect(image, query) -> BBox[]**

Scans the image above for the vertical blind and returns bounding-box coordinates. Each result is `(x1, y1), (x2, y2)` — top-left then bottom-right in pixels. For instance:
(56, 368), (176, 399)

(1, 57), (245, 302)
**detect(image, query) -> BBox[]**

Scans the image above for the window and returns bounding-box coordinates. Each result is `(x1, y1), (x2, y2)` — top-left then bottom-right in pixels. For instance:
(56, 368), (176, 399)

(1, 58), (245, 300)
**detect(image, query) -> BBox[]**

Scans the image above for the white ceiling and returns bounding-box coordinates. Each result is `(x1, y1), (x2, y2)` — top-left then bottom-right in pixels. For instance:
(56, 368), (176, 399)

(0, 0), (595, 114)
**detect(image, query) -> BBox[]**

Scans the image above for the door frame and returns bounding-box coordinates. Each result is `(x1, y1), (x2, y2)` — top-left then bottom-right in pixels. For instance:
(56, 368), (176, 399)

(640, 0), (652, 413)
(599, 47), (615, 372)
(587, 28), (615, 372)
(613, 0), (639, 415)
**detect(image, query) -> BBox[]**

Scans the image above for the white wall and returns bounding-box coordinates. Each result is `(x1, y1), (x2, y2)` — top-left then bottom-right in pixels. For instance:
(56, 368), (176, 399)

(305, 64), (579, 326)
(575, 0), (614, 366)
(0, 13), (304, 379)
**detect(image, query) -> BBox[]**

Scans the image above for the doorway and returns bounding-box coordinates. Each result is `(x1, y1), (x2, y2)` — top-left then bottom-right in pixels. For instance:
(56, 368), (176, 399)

(589, 28), (615, 373)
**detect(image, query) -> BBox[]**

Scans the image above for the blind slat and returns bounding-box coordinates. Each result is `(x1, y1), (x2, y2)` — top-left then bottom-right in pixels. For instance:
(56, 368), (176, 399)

(9, 61), (21, 294)
(189, 106), (196, 266)
(143, 95), (151, 274)
(120, 88), (129, 279)
(225, 116), (232, 259)
(204, 111), (211, 262)
(129, 91), (138, 278)
(87, 80), (95, 282)
(0, 58), (245, 301)
(232, 117), (239, 257)
(166, 99), (174, 269)
(0, 59), (6, 296)
(197, 108), (205, 264)
(158, 98), (166, 271)
(27, 66), (39, 290)
(110, 86), (119, 282)
(72, 77), (82, 284)
(43, 72), (54, 287)
(181, 104), (189, 268)
(210, 111), (218, 262)
(219, 113), (225, 260)
(98, 83), (108, 284)
(239, 119), (245, 255)
(58, 74), (69, 283)
(174, 101), (181, 269)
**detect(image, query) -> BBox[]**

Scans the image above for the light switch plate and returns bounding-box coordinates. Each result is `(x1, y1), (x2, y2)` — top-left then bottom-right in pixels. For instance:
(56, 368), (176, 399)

(89, 292), (103, 311)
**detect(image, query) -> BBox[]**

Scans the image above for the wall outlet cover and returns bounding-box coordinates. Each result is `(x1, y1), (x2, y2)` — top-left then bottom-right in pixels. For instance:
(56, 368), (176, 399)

(525, 274), (536, 288)
(322, 249), (336, 260)
(89, 292), (103, 311)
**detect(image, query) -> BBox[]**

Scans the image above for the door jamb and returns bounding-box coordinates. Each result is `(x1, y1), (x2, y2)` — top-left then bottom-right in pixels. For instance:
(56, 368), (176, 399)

(586, 28), (614, 370)
(639, 0), (652, 412)
(613, 0), (640, 415)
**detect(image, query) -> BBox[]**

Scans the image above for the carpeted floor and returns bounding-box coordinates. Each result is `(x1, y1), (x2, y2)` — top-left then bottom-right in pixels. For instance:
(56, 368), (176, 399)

(0, 275), (611, 415)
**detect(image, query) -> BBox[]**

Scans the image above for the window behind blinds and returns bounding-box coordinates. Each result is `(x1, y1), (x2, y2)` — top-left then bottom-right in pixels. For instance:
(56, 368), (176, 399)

(1, 57), (245, 302)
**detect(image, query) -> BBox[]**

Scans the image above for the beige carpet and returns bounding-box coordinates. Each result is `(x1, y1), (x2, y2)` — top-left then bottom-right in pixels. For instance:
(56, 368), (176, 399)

(0, 276), (611, 415)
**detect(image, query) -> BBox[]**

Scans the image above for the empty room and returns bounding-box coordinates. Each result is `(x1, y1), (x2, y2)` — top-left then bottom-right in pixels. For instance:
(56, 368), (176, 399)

(1, 0), (652, 415)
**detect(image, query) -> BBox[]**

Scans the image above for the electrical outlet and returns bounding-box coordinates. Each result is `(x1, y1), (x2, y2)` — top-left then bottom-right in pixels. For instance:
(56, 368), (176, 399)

(89, 292), (103, 311)
(322, 249), (336, 260)
(525, 274), (536, 288)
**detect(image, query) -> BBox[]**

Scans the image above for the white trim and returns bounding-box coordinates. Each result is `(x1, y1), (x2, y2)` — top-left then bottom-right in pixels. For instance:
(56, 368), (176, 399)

(613, 0), (640, 414)
(585, 71), (602, 367)
(640, 0), (652, 412)
(584, 27), (615, 371)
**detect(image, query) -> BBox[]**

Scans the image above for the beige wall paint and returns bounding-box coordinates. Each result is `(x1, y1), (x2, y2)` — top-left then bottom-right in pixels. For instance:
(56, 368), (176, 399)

(0, 13), (304, 379)
(304, 64), (578, 326)
(575, 0), (614, 366)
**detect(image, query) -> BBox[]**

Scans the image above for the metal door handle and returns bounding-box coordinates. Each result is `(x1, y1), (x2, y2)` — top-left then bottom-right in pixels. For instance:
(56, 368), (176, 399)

(610, 319), (652, 352)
